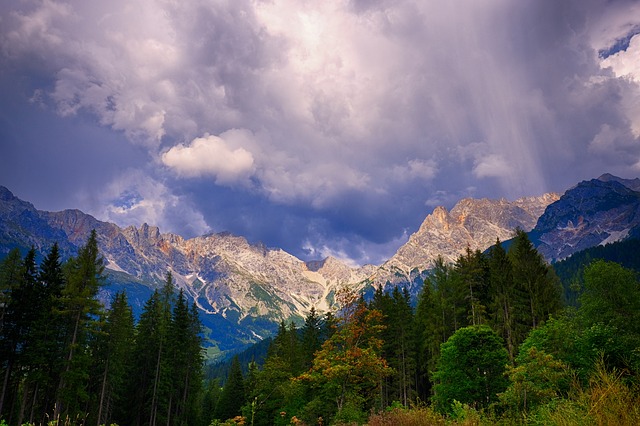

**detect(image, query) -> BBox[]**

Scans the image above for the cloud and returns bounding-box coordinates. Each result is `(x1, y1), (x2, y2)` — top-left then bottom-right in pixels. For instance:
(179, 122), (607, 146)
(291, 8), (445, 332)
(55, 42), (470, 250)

(2, 0), (640, 265)
(79, 170), (210, 238)
(473, 154), (513, 179)
(162, 130), (256, 184)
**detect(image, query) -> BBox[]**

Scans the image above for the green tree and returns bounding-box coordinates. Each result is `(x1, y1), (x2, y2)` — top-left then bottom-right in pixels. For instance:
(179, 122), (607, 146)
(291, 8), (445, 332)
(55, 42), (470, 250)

(215, 355), (245, 422)
(454, 247), (489, 326)
(372, 286), (416, 407)
(509, 229), (563, 330)
(579, 260), (640, 335)
(432, 325), (509, 413)
(498, 347), (571, 416)
(128, 271), (175, 426)
(92, 291), (135, 426)
(24, 244), (67, 423)
(300, 307), (323, 371)
(414, 257), (456, 399)
(486, 239), (518, 360)
(55, 230), (106, 419)
(1, 248), (40, 424)
(166, 290), (204, 425)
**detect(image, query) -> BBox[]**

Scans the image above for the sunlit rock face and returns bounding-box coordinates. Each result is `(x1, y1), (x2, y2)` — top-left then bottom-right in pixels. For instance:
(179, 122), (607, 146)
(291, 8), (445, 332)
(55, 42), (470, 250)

(364, 193), (560, 293)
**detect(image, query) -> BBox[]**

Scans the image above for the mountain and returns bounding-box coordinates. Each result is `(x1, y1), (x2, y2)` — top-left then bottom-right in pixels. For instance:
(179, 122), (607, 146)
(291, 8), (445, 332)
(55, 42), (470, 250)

(0, 187), (376, 356)
(531, 174), (640, 262)
(2, 173), (638, 358)
(364, 193), (560, 292)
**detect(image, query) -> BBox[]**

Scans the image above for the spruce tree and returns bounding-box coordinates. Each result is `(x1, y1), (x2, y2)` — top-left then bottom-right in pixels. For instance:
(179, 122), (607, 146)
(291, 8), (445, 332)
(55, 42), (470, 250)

(414, 257), (455, 398)
(486, 239), (518, 360)
(92, 291), (135, 426)
(55, 230), (106, 420)
(509, 229), (563, 331)
(1, 248), (39, 424)
(300, 307), (323, 371)
(166, 290), (204, 425)
(128, 271), (175, 426)
(24, 244), (67, 423)
(215, 355), (245, 421)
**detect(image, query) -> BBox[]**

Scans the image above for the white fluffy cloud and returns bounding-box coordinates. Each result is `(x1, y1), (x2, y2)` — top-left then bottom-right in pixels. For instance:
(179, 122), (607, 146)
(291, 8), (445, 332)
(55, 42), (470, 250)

(162, 130), (256, 184)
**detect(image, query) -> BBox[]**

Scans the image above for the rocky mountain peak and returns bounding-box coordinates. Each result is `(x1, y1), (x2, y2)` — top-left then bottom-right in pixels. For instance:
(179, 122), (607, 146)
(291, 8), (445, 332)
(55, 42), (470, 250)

(424, 206), (451, 230)
(0, 186), (18, 202)
(534, 177), (640, 261)
(367, 193), (559, 289)
(597, 173), (640, 192)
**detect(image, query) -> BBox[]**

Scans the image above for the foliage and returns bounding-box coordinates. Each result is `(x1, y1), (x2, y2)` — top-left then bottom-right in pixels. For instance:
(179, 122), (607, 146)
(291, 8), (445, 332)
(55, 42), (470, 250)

(498, 347), (571, 416)
(215, 356), (245, 422)
(528, 361), (640, 426)
(553, 237), (640, 302)
(3, 230), (640, 425)
(300, 289), (393, 422)
(432, 325), (509, 414)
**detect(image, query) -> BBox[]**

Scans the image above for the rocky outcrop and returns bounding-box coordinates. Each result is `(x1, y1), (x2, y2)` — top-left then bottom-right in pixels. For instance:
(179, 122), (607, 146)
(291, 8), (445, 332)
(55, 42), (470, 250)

(366, 193), (560, 289)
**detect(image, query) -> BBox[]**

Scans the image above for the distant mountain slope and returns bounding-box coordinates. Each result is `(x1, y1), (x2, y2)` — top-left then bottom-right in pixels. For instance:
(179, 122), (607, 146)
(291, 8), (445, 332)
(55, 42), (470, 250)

(533, 175), (640, 262)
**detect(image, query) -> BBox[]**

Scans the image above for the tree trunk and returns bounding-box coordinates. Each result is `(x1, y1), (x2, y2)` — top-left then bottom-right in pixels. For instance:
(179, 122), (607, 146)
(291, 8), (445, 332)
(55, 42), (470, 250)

(17, 380), (29, 426)
(0, 359), (12, 417)
(97, 358), (109, 426)
(150, 340), (163, 426)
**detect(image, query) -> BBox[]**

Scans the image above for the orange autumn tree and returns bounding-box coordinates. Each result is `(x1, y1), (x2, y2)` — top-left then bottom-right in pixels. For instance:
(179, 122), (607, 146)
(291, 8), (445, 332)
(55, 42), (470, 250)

(299, 288), (392, 424)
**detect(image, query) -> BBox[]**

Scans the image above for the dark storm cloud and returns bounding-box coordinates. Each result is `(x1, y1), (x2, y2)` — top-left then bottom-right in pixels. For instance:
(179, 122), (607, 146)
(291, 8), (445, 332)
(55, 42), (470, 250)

(1, 0), (640, 265)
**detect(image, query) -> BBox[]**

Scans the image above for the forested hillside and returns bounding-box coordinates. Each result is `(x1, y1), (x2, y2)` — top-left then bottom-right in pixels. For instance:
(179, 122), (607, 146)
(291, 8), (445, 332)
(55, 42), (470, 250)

(206, 231), (640, 425)
(2, 230), (639, 425)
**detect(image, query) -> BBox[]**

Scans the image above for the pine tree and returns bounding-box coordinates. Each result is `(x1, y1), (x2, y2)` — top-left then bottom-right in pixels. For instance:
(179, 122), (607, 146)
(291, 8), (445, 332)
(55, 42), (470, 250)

(215, 355), (245, 422)
(454, 247), (489, 326)
(92, 291), (135, 426)
(128, 271), (175, 426)
(1, 248), (40, 424)
(55, 230), (106, 420)
(509, 229), (563, 331)
(486, 239), (518, 360)
(23, 244), (67, 423)
(414, 257), (455, 399)
(300, 307), (323, 371)
(166, 290), (204, 425)
(128, 290), (163, 426)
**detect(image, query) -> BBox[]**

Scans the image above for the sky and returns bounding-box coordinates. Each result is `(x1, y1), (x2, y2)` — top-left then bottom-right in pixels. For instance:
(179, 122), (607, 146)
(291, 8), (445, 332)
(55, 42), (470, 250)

(1, 0), (640, 266)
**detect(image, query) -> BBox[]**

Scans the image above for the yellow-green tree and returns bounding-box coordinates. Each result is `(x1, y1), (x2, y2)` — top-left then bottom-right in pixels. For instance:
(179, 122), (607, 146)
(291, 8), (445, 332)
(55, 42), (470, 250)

(300, 290), (392, 424)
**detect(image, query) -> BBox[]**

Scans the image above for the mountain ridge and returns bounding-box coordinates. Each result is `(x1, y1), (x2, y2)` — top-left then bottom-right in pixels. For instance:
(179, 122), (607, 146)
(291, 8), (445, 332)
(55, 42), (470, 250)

(2, 173), (639, 357)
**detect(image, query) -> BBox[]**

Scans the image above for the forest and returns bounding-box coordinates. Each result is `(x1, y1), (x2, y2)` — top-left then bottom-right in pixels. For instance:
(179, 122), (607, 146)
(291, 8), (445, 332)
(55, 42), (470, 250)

(1, 229), (640, 425)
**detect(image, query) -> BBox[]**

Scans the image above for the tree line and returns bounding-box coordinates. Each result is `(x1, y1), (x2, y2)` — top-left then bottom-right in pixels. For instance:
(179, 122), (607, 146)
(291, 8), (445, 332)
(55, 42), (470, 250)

(2, 229), (640, 425)
(208, 230), (640, 425)
(0, 231), (204, 426)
